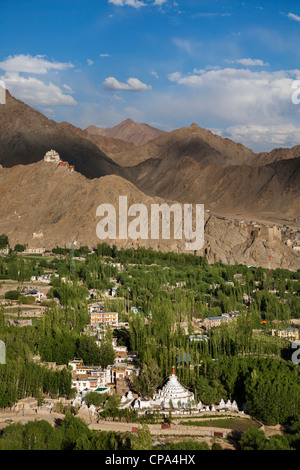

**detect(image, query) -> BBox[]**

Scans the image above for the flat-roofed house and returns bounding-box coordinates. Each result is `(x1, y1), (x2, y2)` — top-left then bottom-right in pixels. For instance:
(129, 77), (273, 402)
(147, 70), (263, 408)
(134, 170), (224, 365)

(272, 328), (300, 341)
(89, 306), (118, 327)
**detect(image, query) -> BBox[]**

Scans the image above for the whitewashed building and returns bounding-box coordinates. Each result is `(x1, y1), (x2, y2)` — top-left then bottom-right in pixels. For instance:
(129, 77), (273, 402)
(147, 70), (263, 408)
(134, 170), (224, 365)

(44, 149), (61, 163)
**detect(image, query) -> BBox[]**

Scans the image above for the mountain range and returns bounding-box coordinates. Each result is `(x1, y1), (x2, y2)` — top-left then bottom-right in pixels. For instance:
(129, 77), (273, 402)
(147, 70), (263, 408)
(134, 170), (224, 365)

(85, 118), (165, 146)
(0, 87), (299, 270)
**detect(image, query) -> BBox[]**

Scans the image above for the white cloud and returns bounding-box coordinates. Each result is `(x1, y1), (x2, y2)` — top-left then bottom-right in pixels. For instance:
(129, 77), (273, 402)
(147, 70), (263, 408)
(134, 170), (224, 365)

(124, 66), (300, 151)
(100, 54), (111, 57)
(223, 123), (300, 149)
(108, 0), (168, 7)
(112, 94), (125, 101)
(0, 54), (77, 108)
(287, 12), (300, 22)
(2, 72), (77, 107)
(225, 58), (269, 67)
(63, 84), (72, 91)
(40, 107), (56, 118)
(192, 12), (231, 18)
(167, 67), (300, 123)
(0, 54), (74, 74)
(151, 70), (159, 79)
(108, 0), (146, 8)
(173, 38), (195, 55)
(103, 76), (152, 91)
(87, 59), (94, 66)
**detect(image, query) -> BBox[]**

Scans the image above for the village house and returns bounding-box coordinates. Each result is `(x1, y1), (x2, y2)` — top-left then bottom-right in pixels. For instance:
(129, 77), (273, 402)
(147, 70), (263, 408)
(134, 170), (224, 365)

(69, 360), (111, 394)
(71, 374), (107, 393)
(108, 362), (140, 384)
(88, 303), (118, 328)
(203, 312), (239, 328)
(114, 351), (129, 364)
(130, 307), (141, 315)
(7, 319), (33, 327)
(112, 337), (127, 352)
(189, 334), (209, 342)
(24, 247), (46, 254)
(107, 362), (140, 396)
(88, 302), (105, 314)
(24, 289), (45, 302)
(33, 355), (66, 371)
(30, 274), (51, 283)
(271, 328), (300, 342)
(13, 397), (38, 413)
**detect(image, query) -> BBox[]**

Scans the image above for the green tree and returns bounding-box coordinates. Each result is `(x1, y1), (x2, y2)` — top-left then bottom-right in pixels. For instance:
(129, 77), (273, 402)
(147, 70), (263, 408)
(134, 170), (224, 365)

(14, 244), (26, 252)
(85, 391), (108, 407)
(58, 414), (92, 450)
(98, 328), (116, 368)
(0, 234), (9, 250)
(131, 360), (162, 397)
(131, 424), (152, 450)
(239, 427), (267, 450)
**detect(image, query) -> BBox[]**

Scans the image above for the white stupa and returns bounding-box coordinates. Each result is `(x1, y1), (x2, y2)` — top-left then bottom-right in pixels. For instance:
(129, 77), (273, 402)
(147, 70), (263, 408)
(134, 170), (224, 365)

(44, 149), (61, 163)
(152, 366), (194, 408)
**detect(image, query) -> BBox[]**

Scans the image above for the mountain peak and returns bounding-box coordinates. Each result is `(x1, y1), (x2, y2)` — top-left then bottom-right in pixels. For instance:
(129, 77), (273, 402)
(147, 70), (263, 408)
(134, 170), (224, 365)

(85, 119), (165, 146)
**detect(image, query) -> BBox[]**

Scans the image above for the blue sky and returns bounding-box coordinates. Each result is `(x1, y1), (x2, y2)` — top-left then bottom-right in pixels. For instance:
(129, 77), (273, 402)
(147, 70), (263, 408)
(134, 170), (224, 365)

(1, 0), (300, 151)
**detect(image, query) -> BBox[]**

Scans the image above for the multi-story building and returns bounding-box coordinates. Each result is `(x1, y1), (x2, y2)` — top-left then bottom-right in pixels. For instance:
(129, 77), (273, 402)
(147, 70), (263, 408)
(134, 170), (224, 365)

(71, 374), (106, 393)
(271, 328), (300, 342)
(88, 303), (118, 327)
(203, 312), (238, 328)
(90, 311), (118, 327)
(69, 360), (112, 393)
(24, 247), (46, 254)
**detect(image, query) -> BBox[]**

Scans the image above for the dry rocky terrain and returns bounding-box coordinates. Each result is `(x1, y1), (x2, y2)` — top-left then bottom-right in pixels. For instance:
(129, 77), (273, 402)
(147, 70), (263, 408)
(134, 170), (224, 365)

(0, 88), (299, 270)
(85, 118), (165, 146)
(0, 160), (298, 270)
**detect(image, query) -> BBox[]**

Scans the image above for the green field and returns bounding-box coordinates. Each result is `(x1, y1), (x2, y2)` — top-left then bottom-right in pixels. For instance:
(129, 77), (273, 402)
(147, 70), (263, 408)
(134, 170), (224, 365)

(180, 417), (261, 433)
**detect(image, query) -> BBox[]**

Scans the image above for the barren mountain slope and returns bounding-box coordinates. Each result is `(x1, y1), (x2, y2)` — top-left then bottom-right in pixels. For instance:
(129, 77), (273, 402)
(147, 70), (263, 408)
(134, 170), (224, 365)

(256, 146), (300, 166)
(0, 89), (119, 178)
(59, 121), (136, 164)
(87, 119), (300, 171)
(85, 118), (165, 146)
(0, 160), (298, 270)
(107, 123), (257, 167)
(0, 91), (299, 268)
(125, 154), (300, 222)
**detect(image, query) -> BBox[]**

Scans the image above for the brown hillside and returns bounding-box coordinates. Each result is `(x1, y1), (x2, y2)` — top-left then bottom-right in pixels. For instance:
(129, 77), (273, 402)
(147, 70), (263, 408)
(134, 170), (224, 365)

(0, 89), (119, 178)
(256, 146), (300, 166)
(59, 121), (136, 165)
(108, 123), (257, 167)
(0, 160), (298, 270)
(85, 118), (165, 147)
(125, 154), (300, 222)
